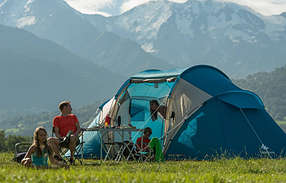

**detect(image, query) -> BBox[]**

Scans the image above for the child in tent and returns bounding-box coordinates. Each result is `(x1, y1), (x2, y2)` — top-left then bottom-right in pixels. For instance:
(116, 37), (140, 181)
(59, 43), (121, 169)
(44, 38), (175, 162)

(136, 127), (152, 152)
(21, 126), (68, 169)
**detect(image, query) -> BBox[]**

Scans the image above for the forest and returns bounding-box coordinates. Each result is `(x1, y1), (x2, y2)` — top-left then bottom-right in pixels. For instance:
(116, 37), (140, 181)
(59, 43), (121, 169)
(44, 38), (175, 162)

(233, 66), (286, 121)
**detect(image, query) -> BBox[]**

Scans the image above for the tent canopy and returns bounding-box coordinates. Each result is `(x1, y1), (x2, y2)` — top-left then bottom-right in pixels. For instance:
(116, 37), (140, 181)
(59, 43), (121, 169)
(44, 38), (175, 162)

(79, 65), (286, 159)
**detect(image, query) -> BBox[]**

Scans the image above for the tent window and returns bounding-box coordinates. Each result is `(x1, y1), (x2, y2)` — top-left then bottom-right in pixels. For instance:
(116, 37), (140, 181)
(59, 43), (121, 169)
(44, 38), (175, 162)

(130, 106), (145, 122)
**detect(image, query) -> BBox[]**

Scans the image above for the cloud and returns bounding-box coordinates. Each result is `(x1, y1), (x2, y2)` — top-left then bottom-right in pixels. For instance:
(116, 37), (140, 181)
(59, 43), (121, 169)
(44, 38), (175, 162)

(221, 0), (286, 15)
(120, 0), (187, 13)
(64, 0), (116, 15)
(64, 0), (286, 16)
(120, 0), (149, 13)
(86, 11), (112, 17)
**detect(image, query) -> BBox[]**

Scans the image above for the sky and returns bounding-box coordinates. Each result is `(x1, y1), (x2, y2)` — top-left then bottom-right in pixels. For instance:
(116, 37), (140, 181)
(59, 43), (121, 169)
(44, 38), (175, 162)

(63, 0), (286, 17)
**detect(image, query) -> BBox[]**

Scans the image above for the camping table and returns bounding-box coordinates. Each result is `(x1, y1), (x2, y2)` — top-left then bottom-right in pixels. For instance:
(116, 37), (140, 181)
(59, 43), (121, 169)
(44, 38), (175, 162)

(81, 127), (143, 164)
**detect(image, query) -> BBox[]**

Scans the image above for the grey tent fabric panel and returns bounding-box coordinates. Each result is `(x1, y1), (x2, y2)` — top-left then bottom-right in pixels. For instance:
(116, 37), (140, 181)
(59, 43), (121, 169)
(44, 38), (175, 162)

(163, 78), (212, 154)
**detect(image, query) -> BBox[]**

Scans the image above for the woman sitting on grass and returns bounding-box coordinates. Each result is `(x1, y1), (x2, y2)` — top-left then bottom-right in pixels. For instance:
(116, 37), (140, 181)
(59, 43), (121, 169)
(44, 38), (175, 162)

(21, 126), (68, 169)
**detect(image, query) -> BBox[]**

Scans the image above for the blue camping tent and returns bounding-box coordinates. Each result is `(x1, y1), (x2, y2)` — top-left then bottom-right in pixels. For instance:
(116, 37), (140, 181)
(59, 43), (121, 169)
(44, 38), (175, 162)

(80, 65), (286, 159)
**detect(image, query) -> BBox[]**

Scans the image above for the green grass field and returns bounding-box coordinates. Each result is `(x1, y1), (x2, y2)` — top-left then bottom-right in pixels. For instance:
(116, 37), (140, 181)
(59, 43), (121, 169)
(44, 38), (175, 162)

(276, 120), (286, 125)
(5, 128), (20, 134)
(3, 153), (286, 182)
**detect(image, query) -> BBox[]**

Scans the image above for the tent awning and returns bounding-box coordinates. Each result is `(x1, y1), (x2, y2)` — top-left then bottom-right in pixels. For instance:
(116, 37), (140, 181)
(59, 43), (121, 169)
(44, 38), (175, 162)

(217, 91), (264, 109)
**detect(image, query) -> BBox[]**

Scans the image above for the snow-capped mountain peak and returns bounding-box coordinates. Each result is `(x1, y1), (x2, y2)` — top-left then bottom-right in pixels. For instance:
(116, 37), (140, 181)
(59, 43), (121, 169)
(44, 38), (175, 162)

(89, 0), (284, 49)
(115, 1), (173, 39)
(0, 0), (35, 27)
(84, 0), (286, 77)
(0, 0), (78, 28)
(0, 0), (285, 79)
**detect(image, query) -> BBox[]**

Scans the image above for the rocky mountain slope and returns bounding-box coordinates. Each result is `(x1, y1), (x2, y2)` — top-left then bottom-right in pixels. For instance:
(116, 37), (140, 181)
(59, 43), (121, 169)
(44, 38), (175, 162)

(84, 0), (286, 78)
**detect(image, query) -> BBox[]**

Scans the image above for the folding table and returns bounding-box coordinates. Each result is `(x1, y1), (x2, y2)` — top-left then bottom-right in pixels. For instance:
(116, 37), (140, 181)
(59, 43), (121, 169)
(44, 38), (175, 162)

(82, 127), (143, 163)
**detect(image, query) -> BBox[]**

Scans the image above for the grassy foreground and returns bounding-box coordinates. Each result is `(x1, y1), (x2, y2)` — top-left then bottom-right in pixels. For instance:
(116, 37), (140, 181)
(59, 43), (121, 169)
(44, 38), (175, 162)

(2, 153), (286, 183)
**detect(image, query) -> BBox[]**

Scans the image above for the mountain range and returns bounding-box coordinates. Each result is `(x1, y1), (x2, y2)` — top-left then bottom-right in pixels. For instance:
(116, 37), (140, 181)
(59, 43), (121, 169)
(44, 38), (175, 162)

(0, 0), (175, 77)
(0, 25), (125, 120)
(1, 0), (286, 121)
(1, 0), (286, 78)
(84, 0), (286, 78)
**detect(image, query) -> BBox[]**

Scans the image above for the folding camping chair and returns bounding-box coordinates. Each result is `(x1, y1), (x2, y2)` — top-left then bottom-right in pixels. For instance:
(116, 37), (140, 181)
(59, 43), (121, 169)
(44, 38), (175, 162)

(52, 127), (84, 164)
(135, 137), (164, 162)
(103, 142), (120, 162)
(128, 141), (154, 162)
(135, 147), (154, 162)
(13, 142), (32, 163)
(113, 141), (137, 162)
(103, 141), (134, 163)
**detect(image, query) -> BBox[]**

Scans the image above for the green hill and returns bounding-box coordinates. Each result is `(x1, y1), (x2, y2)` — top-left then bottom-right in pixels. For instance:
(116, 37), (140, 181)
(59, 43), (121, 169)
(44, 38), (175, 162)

(0, 25), (126, 120)
(233, 66), (286, 120)
(233, 66), (286, 132)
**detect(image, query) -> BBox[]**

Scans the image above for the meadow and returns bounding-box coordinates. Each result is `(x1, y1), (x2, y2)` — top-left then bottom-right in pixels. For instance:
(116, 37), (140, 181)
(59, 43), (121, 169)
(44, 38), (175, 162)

(2, 153), (286, 182)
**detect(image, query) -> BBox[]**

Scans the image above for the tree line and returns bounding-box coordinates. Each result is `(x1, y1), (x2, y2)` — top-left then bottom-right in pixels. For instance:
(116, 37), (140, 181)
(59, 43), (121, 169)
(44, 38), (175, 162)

(0, 130), (32, 153)
(0, 100), (103, 137)
(0, 101), (103, 153)
(233, 65), (286, 121)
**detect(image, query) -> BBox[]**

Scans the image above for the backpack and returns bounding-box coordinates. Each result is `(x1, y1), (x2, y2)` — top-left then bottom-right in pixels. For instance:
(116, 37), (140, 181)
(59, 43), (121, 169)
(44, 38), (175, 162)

(13, 152), (27, 163)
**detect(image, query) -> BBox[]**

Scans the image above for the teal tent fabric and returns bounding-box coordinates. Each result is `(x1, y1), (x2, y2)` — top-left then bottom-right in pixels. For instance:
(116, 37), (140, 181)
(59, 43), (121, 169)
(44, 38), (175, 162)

(66, 114), (102, 158)
(217, 91), (263, 109)
(79, 65), (286, 159)
(166, 96), (286, 159)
